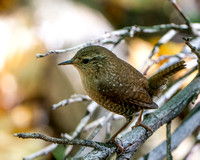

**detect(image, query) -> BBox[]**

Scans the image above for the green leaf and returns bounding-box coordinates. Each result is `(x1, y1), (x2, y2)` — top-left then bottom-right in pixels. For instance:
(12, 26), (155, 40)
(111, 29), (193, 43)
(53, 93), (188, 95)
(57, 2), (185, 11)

(52, 145), (66, 160)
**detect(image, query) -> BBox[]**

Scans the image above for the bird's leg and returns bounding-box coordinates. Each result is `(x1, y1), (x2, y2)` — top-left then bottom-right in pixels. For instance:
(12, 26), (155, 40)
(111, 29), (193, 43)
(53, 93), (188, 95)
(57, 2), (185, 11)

(131, 109), (152, 132)
(109, 119), (131, 141)
(107, 119), (131, 153)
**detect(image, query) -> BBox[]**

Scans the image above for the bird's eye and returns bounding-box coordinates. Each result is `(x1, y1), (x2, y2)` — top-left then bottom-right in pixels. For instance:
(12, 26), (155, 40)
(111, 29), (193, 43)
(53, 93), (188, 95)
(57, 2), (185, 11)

(82, 58), (90, 64)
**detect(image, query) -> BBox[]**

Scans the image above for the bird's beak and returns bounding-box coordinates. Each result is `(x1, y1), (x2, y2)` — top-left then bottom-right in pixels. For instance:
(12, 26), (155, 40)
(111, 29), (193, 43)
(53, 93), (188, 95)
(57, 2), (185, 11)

(58, 60), (73, 65)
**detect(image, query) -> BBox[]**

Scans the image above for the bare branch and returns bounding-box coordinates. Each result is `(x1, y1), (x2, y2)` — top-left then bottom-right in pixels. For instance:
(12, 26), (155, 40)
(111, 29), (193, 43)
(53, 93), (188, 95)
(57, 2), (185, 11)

(83, 116), (106, 133)
(183, 37), (200, 74)
(61, 133), (73, 140)
(183, 37), (200, 59)
(83, 114), (123, 132)
(71, 101), (98, 138)
(140, 102), (200, 160)
(140, 29), (178, 72)
(23, 101), (98, 160)
(23, 144), (57, 160)
(166, 121), (173, 160)
(36, 23), (200, 58)
(169, 0), (193, 34)
(14, 133), (107, 151)
(152, 30), (177, 56)
(142, 55), (172, 75)
(64, 101), (99, 157)
(87, 113), (113, 140)
(74, 113), (114, 158)
(52, 94), (91, 110)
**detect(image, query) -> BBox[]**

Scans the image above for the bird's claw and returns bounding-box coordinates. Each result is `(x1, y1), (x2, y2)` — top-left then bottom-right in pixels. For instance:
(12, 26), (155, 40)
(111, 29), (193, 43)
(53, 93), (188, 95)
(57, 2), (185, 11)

(106, 138), (124, 154)
(132, 121), (153, 133)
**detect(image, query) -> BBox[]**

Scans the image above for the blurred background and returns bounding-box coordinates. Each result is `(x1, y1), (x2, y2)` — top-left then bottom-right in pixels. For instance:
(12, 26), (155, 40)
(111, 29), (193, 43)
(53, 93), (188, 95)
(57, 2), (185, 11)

(0, 0), (199, 159)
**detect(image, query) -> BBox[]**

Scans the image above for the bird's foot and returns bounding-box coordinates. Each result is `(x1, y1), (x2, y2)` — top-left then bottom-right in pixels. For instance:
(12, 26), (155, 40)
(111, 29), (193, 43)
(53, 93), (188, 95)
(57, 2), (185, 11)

(106, 138), (124, 154)
(131, 121), (152, 133)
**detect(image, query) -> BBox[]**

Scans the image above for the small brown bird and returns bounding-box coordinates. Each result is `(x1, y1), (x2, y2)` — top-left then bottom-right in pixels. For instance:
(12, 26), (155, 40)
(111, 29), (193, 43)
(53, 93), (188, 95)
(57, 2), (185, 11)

(59, 46), (185, 141)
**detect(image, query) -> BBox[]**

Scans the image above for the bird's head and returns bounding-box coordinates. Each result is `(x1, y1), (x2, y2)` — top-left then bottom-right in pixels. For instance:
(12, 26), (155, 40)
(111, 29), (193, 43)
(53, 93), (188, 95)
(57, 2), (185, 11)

(58, 46), (116, 74)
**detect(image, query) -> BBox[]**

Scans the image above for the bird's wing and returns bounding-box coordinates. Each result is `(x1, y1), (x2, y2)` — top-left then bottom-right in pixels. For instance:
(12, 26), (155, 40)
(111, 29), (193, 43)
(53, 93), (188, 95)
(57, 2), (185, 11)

(98, 81), (157, 109)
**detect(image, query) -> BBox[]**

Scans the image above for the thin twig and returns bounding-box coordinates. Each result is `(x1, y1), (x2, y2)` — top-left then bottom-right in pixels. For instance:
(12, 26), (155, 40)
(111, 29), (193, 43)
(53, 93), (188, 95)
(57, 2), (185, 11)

(23, 144), (57, 160)
(183, 37), (200, 73)
(183, 37), (200, 59)
(74, 113), (114, 158)
(36, 44), (90, 58)
(83, 114), (123, 132)
(61, 133), (73, 140)
(64, 101), (99, 157)
(141, 33), (199, 75)
(87, 113), (113, 140)
(140, 29), (177, 72)
(166, 121), (173, 160)
(36, 23), (199, 58)
(14, 133), (107, 151)
(52, 94), (91, 110)
(23, 101), (98, 160)
(71, 101), (98, 138)
(83, 117), (106, 132)
(152, 29), (177, 56)
(169, 0), (193, 34)
(142, 55), (172, 75)
(182, 37), (200, 54)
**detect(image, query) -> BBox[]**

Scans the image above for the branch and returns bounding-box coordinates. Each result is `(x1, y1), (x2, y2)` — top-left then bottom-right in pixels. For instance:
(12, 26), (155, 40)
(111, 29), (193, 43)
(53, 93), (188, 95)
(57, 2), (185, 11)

(63, 101), (99, 157)
(140, 29), (178, 72)
(87, 113), (113, 140)
(83, 76), (200, 159)
(141, 36), (200, 75)
(14, 133), (107, 151)
(166, 121), (173, 160)
(83, 114), (123, 132)
(23, 101), (98, 160)
(183, 37), (200, 59)
(74, 113), (114, 158)
(22, 144), (57, 160)
(142, 55), (174, 75)
(83, 116), (107, 132)
(52, 94), (91, 110)
(169, 0), (193, 34)
(152, 36), (200, 74)
(71, 101), (99, 139)
(183, 37), (200, 73)
(140, 34), (199, 74)
(152, 30), (177, 56)
(36, 23), (200, 58)
(140, 102), (200, 160)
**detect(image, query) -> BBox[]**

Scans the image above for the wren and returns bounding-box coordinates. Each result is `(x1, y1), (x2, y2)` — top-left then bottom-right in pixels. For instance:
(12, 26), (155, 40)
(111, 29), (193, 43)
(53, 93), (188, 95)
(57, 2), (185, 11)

(58, 45), (186, 141)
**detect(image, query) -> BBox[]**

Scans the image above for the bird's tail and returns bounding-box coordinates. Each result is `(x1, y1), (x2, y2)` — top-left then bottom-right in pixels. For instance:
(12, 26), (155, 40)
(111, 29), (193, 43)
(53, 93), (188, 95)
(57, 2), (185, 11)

(148, 60), (186, 97)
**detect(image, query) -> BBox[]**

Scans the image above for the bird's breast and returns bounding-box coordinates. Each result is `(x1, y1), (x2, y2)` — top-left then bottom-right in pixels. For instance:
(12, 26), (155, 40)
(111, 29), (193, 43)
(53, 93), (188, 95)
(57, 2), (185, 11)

(81, 73), (130, 115)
